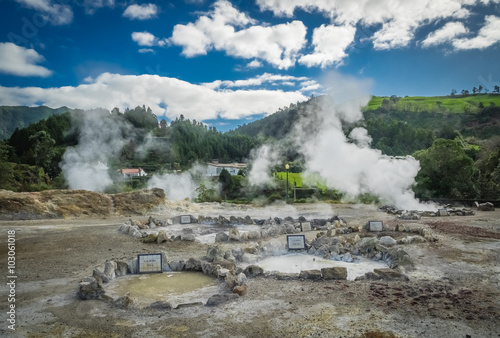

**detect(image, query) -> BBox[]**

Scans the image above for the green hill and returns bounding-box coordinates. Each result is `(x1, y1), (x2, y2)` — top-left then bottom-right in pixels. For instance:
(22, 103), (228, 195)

(0, 106), (75, 140)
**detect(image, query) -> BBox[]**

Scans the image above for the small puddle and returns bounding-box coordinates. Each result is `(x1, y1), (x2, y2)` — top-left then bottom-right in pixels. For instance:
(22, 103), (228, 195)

(106, 272), (220, 307)
(247, 254), (388, 280)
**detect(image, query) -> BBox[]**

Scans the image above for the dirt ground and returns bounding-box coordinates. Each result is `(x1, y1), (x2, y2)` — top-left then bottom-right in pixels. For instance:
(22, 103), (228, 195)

(1, 202), (499, 338)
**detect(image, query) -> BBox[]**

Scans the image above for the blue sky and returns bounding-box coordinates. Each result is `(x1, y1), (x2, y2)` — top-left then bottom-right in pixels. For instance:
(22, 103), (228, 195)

(0, 0), (499, 131)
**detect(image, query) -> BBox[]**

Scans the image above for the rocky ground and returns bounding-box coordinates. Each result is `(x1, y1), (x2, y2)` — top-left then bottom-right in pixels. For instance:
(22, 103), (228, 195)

(0, 201), (499, 338)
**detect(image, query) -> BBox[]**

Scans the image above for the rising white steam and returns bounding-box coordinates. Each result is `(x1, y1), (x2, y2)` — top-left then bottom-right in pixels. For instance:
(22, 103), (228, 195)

(147, 164), (217, 200)
(247, 144), (281, 187)
(295, 72), (430, 210)
(60, 109), (131, 192)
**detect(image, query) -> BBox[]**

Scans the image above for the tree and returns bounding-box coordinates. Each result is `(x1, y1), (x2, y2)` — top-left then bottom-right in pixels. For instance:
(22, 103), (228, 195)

(413, 139), (480, 199)
(478, 85), (483, 93)
(494, 85), (500, 94)
(218, 168), (233, 199)
(450, 89), (457, 96)
(461, 89), (469, 95)
(473, 86), (478, 94)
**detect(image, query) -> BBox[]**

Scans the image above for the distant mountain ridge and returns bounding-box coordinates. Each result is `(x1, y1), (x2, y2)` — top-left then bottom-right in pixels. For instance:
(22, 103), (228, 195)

(0, 106), (75, 140)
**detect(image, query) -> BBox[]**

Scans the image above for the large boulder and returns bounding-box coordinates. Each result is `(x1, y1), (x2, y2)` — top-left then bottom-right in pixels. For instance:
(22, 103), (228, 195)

(206, 245), (225, 262)
(321, 267), (347, 280)
(476, 202), (495, 211)
(115, 261), (129, 277)
(78, 276), (105, 300)
(299, 269), (322, 280)
(243, 265), (264, 277)
(379, 236), (397, 247)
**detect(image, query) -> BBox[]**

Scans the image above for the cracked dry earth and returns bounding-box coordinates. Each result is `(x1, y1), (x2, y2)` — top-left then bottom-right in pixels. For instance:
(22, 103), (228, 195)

(0, 203), (499, 338)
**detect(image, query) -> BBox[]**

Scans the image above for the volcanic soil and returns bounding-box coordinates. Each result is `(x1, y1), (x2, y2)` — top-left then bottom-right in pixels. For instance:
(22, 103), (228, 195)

(1, 202), (499, 338)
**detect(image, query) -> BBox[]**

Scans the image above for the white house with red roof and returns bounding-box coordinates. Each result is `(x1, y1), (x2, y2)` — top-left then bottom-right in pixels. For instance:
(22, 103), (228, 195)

(118, 168), (147, 178)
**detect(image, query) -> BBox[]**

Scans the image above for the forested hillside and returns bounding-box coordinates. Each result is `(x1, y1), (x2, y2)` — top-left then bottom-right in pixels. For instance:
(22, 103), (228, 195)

(1, 93), (500, 201)
(0, 106), (75, 140)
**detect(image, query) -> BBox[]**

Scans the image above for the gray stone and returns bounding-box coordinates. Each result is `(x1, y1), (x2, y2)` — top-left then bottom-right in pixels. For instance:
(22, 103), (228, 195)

(247, 230), (261, 240)
(241, 253), (259, 263)
(299, 269), (322, 280)
(237, 272), (248, 286)
(104, 260), (117, 281)
(206, 245), (225, 262)
(276, 273), (299, 280)
(229, 228), (241, 241)
(386, 248), (414, 270)
(148, 301), (173, 310)
(321, 267), (347, 280)
(93, 269), (109, 284)
(225, 272), (239, 289)
(379, 236), (397, 247)
(206, 294), (238, 306)
(184, 258), (202, 271)
(128, 258), (138, 274)
(113, 293), (133, 308)
(215, 232), (229, 243)
(78, 276), (105, 300)
(356, 237), (378, 253)
(115, 261), (129, 277)
(477, 202), (495, 211)
(182, 234), (196, 242)
(243, 265), (264, 277)
(157, 231), (169, 243)
(169, 260), (185, 271)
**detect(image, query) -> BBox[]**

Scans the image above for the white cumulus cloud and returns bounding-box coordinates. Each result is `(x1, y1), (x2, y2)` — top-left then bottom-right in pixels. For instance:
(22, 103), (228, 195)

(14, 0), (73, 25)
(131, 31), (167, 47)
(123, 3), (158, 20)
(0, 73), (307, 122)
(0, 42), (52, 77)
(169, 0), (307, 69)
(422, 22), (469, 47)
(298, 24), (355, 67)
(453, 15), (500, 50)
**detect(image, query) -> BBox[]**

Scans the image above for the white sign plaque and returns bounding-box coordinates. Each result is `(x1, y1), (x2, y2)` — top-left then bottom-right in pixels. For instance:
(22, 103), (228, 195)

(301, 222), (312, 232)
(438, 209), (448, 216)
(287, 235), (306, 250)
(369, 221), (383, 232)
(180, 215), (191, 224)
(138, 253), (163, 273)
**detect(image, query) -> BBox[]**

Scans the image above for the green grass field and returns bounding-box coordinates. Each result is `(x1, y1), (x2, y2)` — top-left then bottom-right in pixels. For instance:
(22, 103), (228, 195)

(364, 94), (500, 113)
(275, 172), (328, 189)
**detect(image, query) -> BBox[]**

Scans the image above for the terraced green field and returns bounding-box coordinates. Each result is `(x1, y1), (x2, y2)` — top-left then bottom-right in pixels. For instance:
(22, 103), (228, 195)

(365, 94), (500, 113)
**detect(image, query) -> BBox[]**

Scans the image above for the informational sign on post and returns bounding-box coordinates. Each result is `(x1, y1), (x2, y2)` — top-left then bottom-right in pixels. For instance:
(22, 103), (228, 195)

(137, 253), (163, 273)
(287, 235), (306, 250)
(180, 215), (191, 224)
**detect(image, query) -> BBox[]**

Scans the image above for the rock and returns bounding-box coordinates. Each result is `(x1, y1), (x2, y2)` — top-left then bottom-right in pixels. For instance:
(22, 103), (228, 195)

(477, 202), (495, 211)
(93, 269), (109, 284)
(148, 301), (173, 310)
(243, 265), (264, 277)
(224, 250), (236, 262)
(244, 216), (254, 224)
(182, 234), (196, 242)
(206, 294), (238, 306)
(386, 248), (414, 270)
(276, 273), (299, 280)
(137, 222), (149, 230)
(128, 258), (138, 274)
(225, 272), (239, 289)
(379, 236), (397, 247)
(104, 260), (117, 281)
(247, 230), (261, 240)
(229, 229), (241, 242)
(237, 272), (248, 285)
(321, 267), (347, 280)
(206, 245), (225, 262)
(157, 231), (170, 243)
(372, 252), (383, 261)
(141, 233), (158, 243)
(373, 268), (410, 281)
(299, 269), (322, 280)
(215, 232), (229, 243)
(149, 221), (156, 229)
(354, 272), (383, 281)
(113, 293), (133, 308)
(115, 260), (129, 277)
(169, 260), (185, 271)
(78, 276), (105, 300)
(233, 285), (247, 296)
(342, 253), (354, 263)
(184, 258), (202, 271)
(356, 237), (378, 254)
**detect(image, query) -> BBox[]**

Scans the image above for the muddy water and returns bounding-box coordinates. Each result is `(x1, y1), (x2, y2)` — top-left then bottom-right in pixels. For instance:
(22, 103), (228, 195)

(247, 253), (388, 280)
(106, 272), (221, 307)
